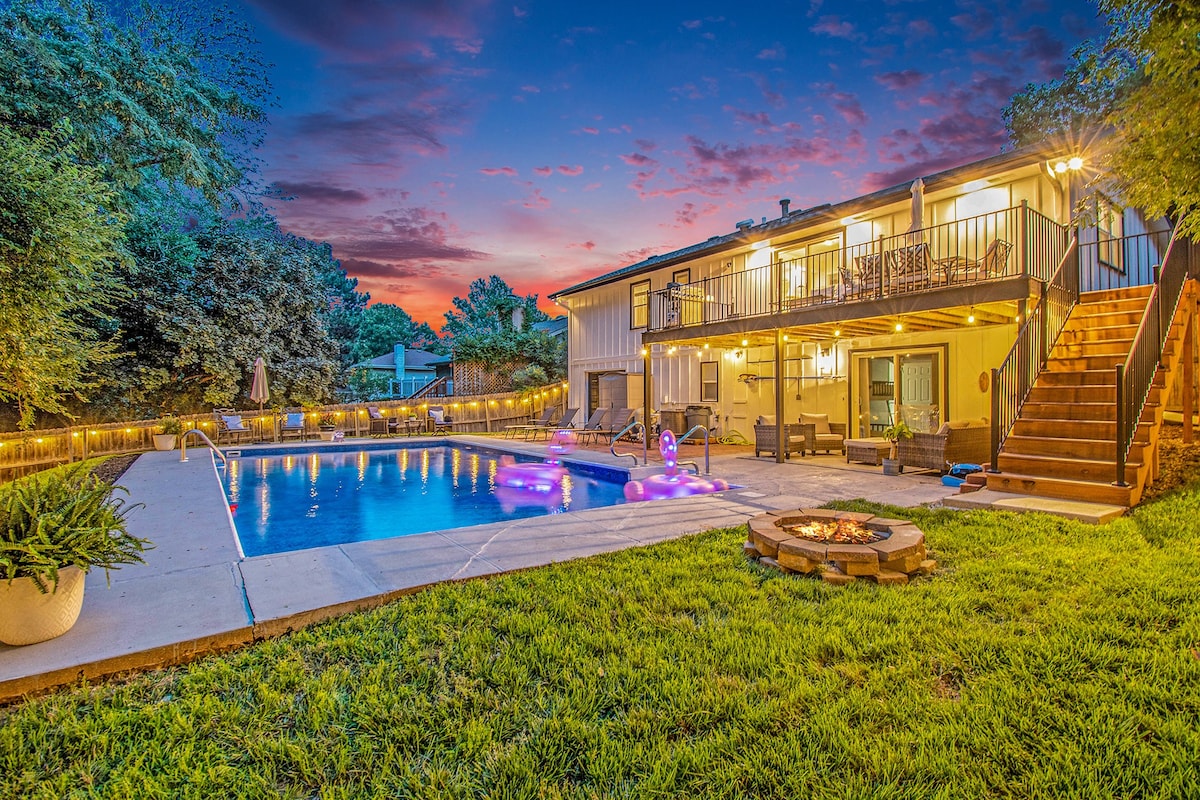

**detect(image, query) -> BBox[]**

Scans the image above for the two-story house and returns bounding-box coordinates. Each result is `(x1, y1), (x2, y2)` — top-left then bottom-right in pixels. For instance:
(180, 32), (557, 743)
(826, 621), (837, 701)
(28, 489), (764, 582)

(551, 141), (1195, 508)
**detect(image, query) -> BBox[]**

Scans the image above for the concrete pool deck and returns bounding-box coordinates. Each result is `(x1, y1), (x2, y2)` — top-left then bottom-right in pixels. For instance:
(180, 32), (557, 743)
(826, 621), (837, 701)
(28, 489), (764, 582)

(0, 435), (959, 702)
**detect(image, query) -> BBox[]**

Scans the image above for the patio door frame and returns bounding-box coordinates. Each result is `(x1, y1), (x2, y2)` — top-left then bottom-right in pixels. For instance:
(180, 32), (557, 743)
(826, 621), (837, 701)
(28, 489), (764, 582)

(847, 342), (950, 437)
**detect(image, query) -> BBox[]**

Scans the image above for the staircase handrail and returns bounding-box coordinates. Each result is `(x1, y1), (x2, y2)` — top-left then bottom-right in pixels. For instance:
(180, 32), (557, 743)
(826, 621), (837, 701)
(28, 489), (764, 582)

(990, 233), (1079, 470)
(408, 376), (448, 400)
(1114, 231), (1193, 486)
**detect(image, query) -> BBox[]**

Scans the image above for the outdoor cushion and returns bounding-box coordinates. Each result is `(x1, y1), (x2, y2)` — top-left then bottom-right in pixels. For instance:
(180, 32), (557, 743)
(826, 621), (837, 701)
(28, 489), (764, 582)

(799, 412), (831, 435)
(367, 406), (383, 419)
(222, 415), (246, 430)
(285, 412), (304, 428)
(430, 409), (444, 424)
(757, 415), (776, 426)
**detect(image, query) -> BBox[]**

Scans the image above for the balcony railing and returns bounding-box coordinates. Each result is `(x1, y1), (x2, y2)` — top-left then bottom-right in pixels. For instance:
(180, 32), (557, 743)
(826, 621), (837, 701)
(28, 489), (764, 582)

(647, 202), (1069, 332)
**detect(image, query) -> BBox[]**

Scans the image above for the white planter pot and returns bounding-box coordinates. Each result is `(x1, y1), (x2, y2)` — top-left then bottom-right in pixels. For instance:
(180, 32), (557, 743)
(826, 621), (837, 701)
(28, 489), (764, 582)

(0, 566), (86, 646)
(153, 433), (177, 451)
(319, 429), (337, 441)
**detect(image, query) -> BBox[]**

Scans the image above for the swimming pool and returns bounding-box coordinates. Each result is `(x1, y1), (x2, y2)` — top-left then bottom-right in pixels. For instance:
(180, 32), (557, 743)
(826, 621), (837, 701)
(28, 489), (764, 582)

(221, 443), (630, 557)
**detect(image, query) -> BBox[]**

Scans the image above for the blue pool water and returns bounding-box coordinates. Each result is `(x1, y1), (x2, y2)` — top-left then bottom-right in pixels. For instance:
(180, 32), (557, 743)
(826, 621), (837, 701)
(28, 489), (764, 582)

(221, 443), (629, 557)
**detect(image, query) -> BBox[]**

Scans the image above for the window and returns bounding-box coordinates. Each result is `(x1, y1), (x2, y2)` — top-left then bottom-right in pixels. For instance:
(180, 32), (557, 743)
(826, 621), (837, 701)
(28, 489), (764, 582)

(700, 361), (718, 402)
(672, 268), (691, 285)
(630, 279), (650, 329)
(1096, 194), (1124, 272)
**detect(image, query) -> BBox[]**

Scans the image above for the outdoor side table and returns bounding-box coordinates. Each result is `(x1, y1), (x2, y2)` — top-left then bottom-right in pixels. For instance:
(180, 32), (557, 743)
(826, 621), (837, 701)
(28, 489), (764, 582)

(844, 437), (891, 466)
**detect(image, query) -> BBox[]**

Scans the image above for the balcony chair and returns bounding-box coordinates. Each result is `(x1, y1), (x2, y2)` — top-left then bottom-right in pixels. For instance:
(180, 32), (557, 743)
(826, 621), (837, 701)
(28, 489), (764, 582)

(888, 242), (935, 293)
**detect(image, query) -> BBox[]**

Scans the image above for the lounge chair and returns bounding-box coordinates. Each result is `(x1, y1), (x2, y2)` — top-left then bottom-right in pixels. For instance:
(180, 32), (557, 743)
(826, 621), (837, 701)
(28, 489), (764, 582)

(796, 412), (846, 455)
(214, 408), (254, 445)
(503, 407), (556, 439)
(753, 415), (806, 458)
(574, 408), (610, 446)
(279, 408), (307, 442)
(367, 406), (398, 437)
(599, 407), (635, 443)
(526, 407), (578, 440)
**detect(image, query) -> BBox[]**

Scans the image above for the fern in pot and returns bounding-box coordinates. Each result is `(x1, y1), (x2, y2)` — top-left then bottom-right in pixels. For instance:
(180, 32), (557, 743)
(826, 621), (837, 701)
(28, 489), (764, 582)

(0, 463), (149, 646)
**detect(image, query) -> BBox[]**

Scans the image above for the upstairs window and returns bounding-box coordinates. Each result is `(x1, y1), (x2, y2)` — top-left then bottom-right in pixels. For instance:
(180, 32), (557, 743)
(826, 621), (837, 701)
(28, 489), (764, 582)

(1096, 194), (1124, 273)
(630, 279), (650, 329)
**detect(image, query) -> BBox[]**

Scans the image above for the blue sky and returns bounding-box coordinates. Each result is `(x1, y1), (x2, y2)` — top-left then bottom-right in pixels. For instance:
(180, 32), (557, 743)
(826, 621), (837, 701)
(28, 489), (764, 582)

(243, 0), (1102, 325)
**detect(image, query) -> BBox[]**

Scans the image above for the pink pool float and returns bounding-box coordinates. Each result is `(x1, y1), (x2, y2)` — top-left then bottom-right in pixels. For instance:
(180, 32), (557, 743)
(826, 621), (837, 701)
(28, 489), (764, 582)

(493, 429), (575, 512)
(623, 429), (729, 501)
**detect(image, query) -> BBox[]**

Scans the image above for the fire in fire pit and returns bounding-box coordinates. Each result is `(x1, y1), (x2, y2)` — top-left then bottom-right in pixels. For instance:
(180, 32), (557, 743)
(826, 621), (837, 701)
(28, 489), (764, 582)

(783, 518), (882, 544)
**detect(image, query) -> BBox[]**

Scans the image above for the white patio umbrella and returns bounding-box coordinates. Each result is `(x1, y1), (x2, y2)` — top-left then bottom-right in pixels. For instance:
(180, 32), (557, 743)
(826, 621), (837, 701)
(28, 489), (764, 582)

(249, 357), (270, 415)
(907, 177), (925, 241)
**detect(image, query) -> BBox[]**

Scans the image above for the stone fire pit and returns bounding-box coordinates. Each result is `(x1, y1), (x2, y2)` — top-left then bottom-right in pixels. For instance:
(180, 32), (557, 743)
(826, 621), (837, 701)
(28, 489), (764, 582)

(745, 508), (935, 585)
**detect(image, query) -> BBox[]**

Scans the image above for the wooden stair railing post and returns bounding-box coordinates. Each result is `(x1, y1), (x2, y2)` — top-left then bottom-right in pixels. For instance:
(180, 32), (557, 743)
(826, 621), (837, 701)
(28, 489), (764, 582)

(1114, 363), (1128, 487)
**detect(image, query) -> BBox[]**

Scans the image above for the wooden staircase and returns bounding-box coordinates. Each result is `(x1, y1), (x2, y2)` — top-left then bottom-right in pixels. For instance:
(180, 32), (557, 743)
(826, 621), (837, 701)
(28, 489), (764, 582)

(986, 283), (1197, 507)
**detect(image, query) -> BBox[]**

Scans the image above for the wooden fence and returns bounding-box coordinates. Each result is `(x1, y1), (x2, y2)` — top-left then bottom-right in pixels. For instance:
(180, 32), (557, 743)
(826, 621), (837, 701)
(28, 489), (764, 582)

(0, 383), (569, 482)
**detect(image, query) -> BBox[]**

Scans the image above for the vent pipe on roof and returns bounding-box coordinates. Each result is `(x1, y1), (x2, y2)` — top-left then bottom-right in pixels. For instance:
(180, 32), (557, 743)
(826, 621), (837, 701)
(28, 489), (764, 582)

(779, 198), (790, 217)
(735, 219), (753, 232)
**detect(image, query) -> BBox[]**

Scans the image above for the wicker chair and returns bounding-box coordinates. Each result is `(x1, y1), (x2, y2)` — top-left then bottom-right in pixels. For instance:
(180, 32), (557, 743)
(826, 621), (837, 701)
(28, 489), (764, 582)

(754, 421), (807, 459)
(897, 421), (990, 473)
(797, 413), (847, 455)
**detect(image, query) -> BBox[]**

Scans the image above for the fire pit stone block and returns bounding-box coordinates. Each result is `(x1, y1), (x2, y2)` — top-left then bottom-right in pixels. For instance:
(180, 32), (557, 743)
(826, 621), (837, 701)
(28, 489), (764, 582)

(825, 543), (878, 563)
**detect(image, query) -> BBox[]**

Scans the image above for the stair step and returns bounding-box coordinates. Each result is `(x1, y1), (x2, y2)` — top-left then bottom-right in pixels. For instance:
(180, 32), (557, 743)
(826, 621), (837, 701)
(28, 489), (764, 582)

(985, 472), (1135, 506)
(1045, 355), (1128, 372)
(1067, 309), (1145, 327)
(1019, 403), (1116, 421)
(1058, 324), (1140, 342)
(1073, 298), (1151, 317)
(1080, 285), (1153, 304)
(1036, 370), (1116, 387)
(1026, 385), (1115, 404)
(1050, 340), (1134, 360)
(1002, 434), (1143, 460)
(996, 453), (1140, 484)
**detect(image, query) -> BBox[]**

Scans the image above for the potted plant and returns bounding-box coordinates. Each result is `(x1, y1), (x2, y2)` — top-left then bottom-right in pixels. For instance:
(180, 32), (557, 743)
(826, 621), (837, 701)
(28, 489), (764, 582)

(153, 415), (184, 450)
(881, 422), (913, 476)
(0, 463), (149, 646)
(317, 412), (338, 441)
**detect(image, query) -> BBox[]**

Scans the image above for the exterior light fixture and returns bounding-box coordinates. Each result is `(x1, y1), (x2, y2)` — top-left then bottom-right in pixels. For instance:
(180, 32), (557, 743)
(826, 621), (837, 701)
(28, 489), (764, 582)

(967, 307), (976, 324)
(668, 346), (677, 355)
(833, 329), (841, 337)
(703, 342), (710, 349)
(741, 339), (749, 347)
(1067, 156), (1083, 171)
(895, 321), (903, 332)
(640, 347), (648, 357)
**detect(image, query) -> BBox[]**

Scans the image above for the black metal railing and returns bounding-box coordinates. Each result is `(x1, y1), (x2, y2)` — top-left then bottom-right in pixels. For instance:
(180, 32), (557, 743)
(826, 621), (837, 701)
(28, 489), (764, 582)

(1079, 229), (1173, 293)
(1114, 232), (1194, 486)
(990, 236), (1081, 470)
(647, 203), (1068, 332)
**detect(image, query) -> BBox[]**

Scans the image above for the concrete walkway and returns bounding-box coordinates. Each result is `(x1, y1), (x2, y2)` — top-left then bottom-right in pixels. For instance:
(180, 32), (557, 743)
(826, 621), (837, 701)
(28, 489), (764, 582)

(0, 436), (958, 701)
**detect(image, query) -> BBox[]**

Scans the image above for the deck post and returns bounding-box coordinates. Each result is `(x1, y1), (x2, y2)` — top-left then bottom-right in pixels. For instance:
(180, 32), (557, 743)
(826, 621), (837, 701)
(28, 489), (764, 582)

(1114, 363), (1128, 487)
(775, 330), (786, 464)
(989, 368), (1000, 472)
(1184, 304), (1195, 444)
(643, 344), (652, 446)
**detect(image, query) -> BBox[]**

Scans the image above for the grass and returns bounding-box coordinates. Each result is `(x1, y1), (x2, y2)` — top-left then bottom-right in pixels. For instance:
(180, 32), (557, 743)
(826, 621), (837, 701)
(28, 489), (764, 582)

(2, 488), (1199, 799)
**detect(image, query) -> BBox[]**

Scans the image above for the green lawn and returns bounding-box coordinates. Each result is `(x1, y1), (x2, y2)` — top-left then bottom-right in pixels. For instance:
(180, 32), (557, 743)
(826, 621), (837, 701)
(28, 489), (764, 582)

(2, 487), (1199, 798)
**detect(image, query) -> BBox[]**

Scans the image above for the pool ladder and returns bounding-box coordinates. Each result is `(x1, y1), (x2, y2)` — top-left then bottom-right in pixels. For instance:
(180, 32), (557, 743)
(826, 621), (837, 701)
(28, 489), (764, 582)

(179, 428), (227, 464)
(609, 422), (711, 475)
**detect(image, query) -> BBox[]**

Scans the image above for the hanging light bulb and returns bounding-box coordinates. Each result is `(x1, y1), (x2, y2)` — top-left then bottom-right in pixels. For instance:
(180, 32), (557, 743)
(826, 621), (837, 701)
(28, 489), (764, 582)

(967, 307), (975, 324)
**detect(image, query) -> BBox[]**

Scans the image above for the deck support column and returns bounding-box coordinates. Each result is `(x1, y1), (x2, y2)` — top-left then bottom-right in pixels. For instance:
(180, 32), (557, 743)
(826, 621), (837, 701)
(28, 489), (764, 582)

(775, 329), (786, 464)
(643, 344), (652, 447)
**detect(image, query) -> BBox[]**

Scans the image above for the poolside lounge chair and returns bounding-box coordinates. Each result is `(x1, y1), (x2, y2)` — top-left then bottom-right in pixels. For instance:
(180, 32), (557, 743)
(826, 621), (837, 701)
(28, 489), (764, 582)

(526, 407), (578, 440)
(367, 406), (398, 437)
(575, 408), (610, 446)
(599, 407), (635, 443)
(279, 408), (307, 442)
(214, 408), (254, 445)
(504, 406), (556, 439)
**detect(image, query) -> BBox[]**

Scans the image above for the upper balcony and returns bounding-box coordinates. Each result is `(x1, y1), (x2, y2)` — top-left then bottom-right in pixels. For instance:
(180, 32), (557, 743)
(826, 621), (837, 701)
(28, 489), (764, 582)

(645, 203), (1070, 337)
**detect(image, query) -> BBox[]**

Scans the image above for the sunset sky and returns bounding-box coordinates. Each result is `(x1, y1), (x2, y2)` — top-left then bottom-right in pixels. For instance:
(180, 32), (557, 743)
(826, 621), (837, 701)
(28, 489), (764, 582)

(246, 0), (1102, 327)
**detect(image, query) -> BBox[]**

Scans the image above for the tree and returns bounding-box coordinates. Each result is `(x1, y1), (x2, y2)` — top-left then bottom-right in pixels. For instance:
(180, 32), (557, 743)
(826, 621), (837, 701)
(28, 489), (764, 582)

(349, 304), (443, 365)
(0, 124), (124, 428)
(0, 0), (270, 207)
(1005, 1), (1200, 236)
(441, 275), (547, 341)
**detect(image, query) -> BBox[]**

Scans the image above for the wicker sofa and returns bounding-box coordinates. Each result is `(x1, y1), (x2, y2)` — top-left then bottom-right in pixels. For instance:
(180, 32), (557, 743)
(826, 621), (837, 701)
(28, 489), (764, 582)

(754, 416), (807, 459)
(897, 418), (991, 473)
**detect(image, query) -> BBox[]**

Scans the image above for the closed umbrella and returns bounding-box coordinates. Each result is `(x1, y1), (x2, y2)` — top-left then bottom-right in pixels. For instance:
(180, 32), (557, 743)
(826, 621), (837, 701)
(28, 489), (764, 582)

(250, 357), (270, 414)
(907, 177), (925, 241)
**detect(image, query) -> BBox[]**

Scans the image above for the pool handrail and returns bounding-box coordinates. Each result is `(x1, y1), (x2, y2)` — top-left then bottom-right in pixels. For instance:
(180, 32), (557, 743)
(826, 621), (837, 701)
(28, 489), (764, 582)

(676, 425), (711, 475)
(179, 428), (227, 464)
(610, 420), (647, 466)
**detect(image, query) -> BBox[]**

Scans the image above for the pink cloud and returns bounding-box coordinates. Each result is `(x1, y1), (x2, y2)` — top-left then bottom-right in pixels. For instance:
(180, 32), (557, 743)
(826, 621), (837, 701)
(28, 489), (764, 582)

(480, 166), (518, 177)
(875, 69), (927, 91)
(568, 241), (596, 250)
(532, 166), (553, 177)
(757, 44), (787, 61)
(557, 165), (584, 176)
(810, 16), (864, 42)
(520, 85), (540, 93)
(829, 92), (867, 125)
(580, 126), (600, 135)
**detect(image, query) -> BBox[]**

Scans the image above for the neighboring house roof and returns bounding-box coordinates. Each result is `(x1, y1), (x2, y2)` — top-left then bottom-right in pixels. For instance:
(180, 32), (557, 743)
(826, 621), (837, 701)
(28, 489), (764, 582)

(549, 142), (1059, 300)
(355, 347), (442, 371)
(532, 316), (567, 337)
